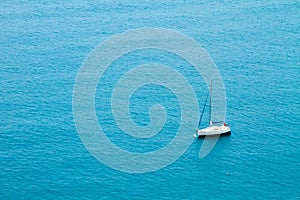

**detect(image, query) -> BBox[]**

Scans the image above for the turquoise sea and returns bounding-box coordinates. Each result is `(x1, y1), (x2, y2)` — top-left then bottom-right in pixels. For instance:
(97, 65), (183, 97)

(1, 0), (299, 199)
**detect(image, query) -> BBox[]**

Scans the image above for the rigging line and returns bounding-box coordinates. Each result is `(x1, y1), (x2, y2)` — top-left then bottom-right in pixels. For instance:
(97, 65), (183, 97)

(197, 92), (209, 129)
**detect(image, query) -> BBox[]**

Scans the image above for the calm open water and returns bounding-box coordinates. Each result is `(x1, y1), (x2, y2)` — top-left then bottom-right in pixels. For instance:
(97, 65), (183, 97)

(1, 0), (299, 199)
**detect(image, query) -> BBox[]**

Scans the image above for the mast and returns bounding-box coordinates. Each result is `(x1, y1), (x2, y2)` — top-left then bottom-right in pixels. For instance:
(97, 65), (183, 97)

(209, 80), (212, 126)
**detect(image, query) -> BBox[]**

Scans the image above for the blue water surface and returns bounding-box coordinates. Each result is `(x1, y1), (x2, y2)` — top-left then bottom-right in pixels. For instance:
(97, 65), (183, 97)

(1, 0), (299, 199)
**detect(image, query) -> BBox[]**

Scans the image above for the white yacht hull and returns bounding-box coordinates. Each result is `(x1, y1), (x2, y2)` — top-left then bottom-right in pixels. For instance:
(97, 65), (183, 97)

(196, 125), (231, 137)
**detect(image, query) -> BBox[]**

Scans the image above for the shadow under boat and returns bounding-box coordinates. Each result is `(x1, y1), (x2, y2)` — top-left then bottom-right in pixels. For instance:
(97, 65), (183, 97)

(197, 131), (231, 139)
